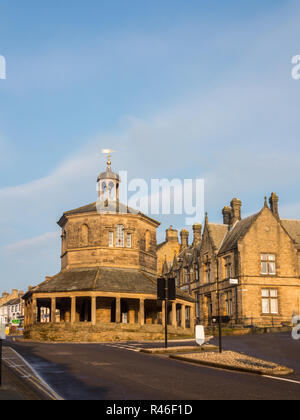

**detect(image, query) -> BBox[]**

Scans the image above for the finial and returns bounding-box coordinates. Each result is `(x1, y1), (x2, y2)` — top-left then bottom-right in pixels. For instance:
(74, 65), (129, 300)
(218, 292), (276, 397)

(102, 149), (116, 169)
(264, 196), (268, 207)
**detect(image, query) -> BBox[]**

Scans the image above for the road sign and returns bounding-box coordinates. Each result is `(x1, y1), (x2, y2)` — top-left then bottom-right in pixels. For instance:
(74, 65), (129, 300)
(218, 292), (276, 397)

(157, 277), (176, 301)
(229, 278), (239, 285)
(0, 325), (5, 340)
(167, 277), (176, 301)
(157, 277), (166, 300)
(195, 325), (206, 346)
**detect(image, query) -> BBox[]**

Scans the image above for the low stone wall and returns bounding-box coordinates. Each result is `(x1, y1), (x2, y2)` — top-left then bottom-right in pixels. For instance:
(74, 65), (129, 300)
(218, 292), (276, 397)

(24, 322), (194, 342)
(205, 325), (292, 337)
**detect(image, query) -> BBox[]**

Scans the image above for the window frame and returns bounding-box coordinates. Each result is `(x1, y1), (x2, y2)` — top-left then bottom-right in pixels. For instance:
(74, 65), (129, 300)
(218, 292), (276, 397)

(126, 233), (132, 248)
(261, 288), (279, 315)
(224, 256), (232, 279)
(115, 224), (125, 247)
(261, 254), (276, 275)
(109, 231), (114, 247)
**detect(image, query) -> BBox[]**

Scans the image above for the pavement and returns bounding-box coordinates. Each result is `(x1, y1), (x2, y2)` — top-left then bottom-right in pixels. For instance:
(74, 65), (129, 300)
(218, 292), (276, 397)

(0, 362), (42, 400)
(3, 332), (300, 400)
(0, 344), (63, 400)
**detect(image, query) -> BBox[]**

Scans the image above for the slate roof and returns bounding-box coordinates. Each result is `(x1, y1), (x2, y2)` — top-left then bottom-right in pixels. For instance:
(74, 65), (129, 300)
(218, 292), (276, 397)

(218, 213), (260, 255)
(2, 298), (21, 307)
(281, 220), (300, 249)
(207, 223), (229, 251)
(63, 201), (138, 216)
(30, 267), (194, 302)
(58, 201), (160, 227)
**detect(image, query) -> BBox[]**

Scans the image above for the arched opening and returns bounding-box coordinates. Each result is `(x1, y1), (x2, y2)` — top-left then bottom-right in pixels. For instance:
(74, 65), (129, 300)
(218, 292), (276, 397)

(81, 224), (89, 247)
(108, 181), (115, 200)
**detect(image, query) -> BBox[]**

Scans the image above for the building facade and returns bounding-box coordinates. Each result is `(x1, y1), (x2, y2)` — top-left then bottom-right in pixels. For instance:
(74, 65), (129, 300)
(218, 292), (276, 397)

(0, 291), (24, 325)
(23, 158), (194, 341)
(166, 194), (300, 328)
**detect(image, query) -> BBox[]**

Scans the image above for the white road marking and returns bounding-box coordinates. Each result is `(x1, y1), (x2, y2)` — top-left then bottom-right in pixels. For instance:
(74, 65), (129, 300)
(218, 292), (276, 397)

(5, 347), (64, 400)
(104, 343), (141, 352)
(263, 375), (300, 385)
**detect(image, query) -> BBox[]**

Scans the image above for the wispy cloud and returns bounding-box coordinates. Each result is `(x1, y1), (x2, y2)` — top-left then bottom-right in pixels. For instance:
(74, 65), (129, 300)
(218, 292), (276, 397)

(4, 231), (59, 253)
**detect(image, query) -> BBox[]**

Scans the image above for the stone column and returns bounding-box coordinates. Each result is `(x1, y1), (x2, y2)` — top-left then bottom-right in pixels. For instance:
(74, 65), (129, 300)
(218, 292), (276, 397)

(31, 298), (37, 324)
(116, 298), (121, 323)
(139, 299), (145, 326)
(190, 304), (195, 330)
(181, 304), (186, 329)
(71, 297), (76, 323)
(171, 302), (177, 327)
(51, 297), (56, 323)
(91, 296), (96, 325)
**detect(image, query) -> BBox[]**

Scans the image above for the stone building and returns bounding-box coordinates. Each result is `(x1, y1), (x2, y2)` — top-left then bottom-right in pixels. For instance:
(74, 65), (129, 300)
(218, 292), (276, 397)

(166, 194), (300, 328)
(23, 158), (194, 341)
(0, 290), (24, 325)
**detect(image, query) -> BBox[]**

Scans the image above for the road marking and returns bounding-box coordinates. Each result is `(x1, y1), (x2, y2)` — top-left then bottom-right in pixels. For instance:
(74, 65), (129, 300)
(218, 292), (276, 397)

(6, 347), (64, 400)
(263, 375), (300, 385)
(104, 343), (141, 352)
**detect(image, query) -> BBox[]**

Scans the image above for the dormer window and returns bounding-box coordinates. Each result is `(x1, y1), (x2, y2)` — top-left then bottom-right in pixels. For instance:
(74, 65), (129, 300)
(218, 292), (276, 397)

(116, 224), (125, 247)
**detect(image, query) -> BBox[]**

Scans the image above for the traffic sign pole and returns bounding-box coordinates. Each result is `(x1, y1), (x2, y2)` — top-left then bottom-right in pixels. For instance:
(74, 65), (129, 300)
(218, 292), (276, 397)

(165, 277), (168, 349)
(165, 298), (168, 349)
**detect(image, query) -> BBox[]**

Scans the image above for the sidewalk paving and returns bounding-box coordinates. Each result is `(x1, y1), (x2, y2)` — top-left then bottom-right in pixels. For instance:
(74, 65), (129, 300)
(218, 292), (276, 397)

(0, 345), (62, 400)
(0, 363), (42, 400)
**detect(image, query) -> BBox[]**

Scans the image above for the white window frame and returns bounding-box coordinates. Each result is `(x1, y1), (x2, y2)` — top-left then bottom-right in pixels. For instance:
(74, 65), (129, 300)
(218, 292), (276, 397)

(262, 289), (278, 314)
(115, 225), (125, 247)
(261, 254), (276, 275)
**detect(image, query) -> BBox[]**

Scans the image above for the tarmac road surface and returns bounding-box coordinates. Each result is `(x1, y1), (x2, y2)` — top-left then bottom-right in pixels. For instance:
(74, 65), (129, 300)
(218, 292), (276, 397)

(5, 333), (300, 400)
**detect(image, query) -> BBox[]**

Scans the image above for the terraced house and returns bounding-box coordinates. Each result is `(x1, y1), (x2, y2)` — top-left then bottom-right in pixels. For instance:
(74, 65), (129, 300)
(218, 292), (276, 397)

(164, 194), (300, 328)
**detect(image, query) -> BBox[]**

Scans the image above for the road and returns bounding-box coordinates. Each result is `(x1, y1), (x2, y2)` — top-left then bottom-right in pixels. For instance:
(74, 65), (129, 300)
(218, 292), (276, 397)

(5, 333), (300, 400)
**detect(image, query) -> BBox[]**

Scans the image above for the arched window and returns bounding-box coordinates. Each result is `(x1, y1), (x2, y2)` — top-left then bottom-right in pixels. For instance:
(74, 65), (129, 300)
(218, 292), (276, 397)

(108, 182), (115, 200)
(145, 230), (151, 252)
(116, 225), (125, 247)
(81, 224), (89, 247)
(101, 182), (107, 200)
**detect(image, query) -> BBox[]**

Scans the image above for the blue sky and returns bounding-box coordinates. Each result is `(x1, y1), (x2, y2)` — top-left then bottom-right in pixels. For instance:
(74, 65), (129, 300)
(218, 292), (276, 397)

(0, 0), (300, 293)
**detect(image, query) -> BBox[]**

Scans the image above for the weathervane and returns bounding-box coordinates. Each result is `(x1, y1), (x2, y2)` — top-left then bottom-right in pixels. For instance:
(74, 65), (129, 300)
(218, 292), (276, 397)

(102, 149), (116, 169)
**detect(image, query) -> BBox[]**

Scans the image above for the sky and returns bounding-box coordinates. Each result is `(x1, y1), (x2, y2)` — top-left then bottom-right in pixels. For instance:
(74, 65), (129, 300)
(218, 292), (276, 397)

(0, 0), (300, 293)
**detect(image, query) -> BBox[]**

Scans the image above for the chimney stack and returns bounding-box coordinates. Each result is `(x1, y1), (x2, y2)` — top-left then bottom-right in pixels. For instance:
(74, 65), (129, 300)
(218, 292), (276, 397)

(166, 226), (178, 242)
(230, 198), (242, 225)
(192, 224), (202, 246)
(222, 206), (232, 225)
(269, 192), (279, 220)
(180, 229), (189, 251)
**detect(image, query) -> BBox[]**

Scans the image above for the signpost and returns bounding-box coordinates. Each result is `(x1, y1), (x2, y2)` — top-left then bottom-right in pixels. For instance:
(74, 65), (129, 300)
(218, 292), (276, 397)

(157, 276), (176, 349)
(0, 324), (6, 387)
